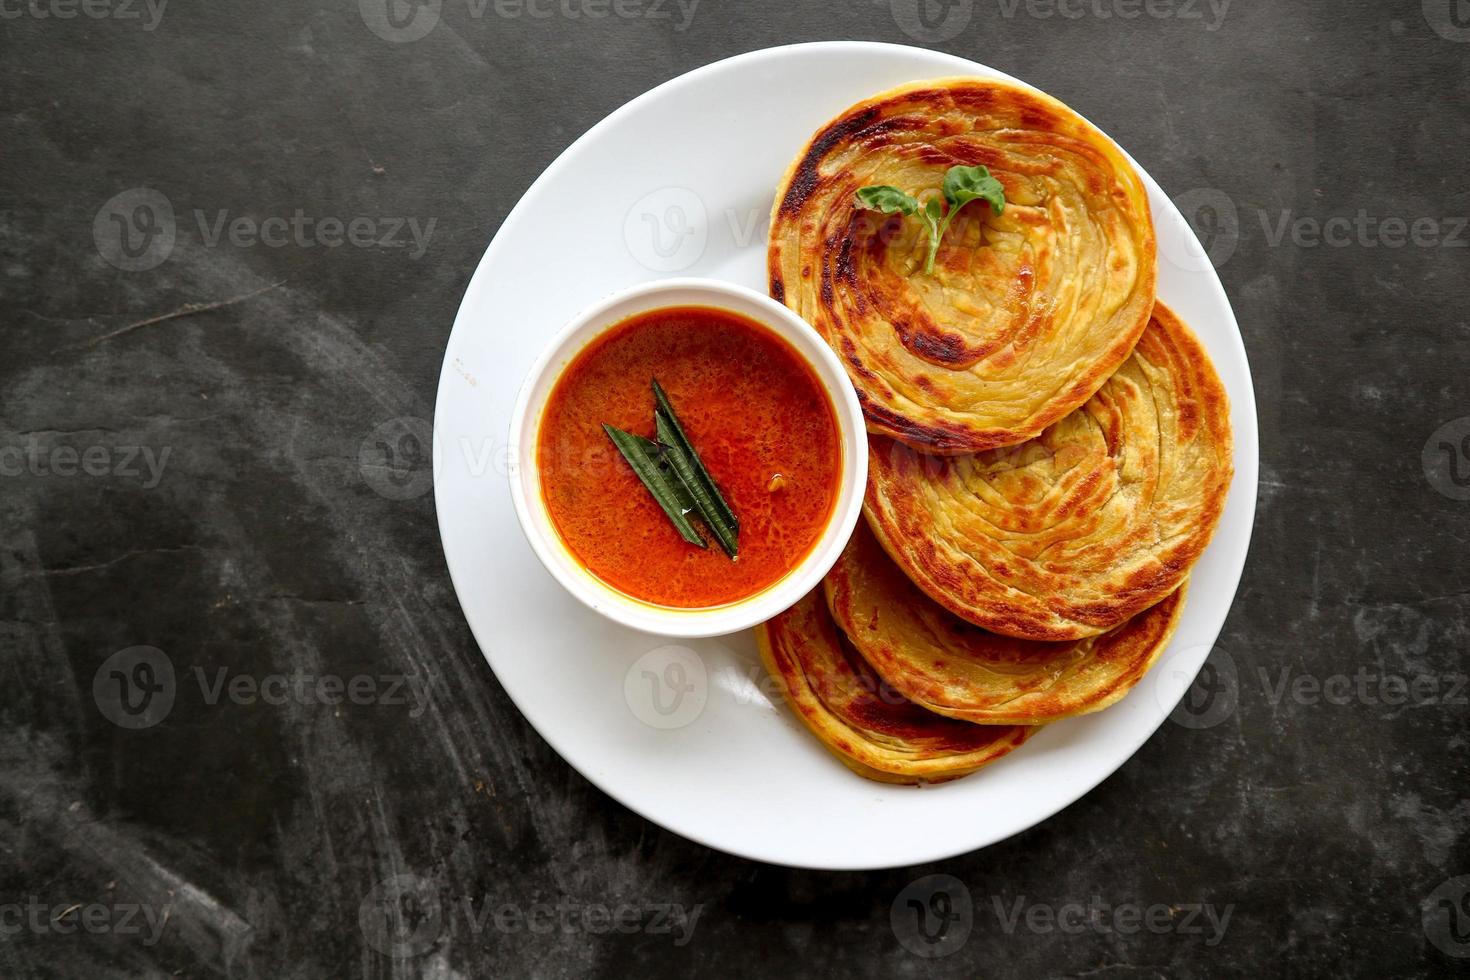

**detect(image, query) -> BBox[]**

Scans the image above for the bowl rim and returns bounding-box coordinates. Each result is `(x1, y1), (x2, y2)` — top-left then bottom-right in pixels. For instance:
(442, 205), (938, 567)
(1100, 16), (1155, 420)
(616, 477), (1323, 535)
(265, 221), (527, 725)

(506, 276), (868, 638)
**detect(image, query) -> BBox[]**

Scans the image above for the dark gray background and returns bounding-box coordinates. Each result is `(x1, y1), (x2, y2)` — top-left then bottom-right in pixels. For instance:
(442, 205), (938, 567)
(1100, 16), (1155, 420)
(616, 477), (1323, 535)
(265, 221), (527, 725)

(3, 0), (1468, 976)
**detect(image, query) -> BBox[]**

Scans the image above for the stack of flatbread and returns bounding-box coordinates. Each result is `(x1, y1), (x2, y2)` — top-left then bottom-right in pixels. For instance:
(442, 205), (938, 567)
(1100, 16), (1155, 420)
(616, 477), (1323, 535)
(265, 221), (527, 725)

(760, 79), (1233, 783)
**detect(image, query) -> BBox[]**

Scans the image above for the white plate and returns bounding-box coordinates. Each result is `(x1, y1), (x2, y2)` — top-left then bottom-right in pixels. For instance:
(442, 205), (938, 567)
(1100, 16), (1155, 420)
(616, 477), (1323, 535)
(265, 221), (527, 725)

(434, 41), (1258, 870)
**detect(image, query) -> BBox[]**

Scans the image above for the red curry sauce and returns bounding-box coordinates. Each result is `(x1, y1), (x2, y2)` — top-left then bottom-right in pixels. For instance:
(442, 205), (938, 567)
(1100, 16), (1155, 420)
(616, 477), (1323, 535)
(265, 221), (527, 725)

(538, 306), (841, 608)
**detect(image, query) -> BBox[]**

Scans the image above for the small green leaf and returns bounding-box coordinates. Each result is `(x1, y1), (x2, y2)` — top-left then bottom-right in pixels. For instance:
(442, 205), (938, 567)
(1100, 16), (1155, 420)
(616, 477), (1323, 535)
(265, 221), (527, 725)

(943, 164), (1006, 216)
(603, 424), (707, 549)
(860, 168), (1007, 276)
(652, 380), (740, 559)
(855, 185), (920, 216)
(659, 430), (739, 559)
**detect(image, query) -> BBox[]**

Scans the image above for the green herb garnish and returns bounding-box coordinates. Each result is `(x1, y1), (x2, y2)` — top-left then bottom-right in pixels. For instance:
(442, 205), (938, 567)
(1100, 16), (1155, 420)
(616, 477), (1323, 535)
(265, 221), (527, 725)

(855, 164), (1006, 275)
(653, 380), (740, 558)
(602, 424), (707, 549)
(601, 380), (741, 559)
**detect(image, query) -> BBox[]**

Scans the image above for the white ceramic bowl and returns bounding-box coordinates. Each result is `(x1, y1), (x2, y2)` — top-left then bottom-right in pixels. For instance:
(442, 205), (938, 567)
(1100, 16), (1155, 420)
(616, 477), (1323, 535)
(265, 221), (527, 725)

(507, 278), (867, 638)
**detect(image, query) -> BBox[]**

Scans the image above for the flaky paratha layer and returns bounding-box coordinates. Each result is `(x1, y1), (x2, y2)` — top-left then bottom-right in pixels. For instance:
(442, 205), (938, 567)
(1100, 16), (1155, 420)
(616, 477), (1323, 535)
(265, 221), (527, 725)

(768, 77), (1156, 453)
(755, 589), (1033, 784)
(865, 303), (1232, 640)
(825, 523), (1187, 725)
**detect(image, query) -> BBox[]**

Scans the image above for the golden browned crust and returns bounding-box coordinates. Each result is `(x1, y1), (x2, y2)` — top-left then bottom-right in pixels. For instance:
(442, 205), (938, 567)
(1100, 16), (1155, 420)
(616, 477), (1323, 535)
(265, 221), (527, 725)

(864, 302), (1233, 640)
(824, 522), (1187, 725)
(754, 589), (1034, 784)
(768, 77), (1156, 454)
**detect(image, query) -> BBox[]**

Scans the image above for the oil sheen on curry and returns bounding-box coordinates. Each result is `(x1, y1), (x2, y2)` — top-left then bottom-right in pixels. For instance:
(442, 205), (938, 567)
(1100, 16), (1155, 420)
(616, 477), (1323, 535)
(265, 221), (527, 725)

(538, 306), (841, 608)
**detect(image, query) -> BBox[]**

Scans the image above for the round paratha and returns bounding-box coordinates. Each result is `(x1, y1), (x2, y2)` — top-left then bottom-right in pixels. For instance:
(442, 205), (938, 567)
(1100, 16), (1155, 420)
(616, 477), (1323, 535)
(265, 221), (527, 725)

(825, 522), (1187, 725)
(768, 77), (1156, 453)
(865, 302), (1232, 640)
(755, 589), (1033, 784)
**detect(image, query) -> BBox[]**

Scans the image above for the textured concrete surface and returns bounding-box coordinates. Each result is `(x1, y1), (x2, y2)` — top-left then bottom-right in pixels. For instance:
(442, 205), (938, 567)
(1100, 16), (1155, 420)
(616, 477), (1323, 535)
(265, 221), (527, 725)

(2, 1), (1468, 977)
